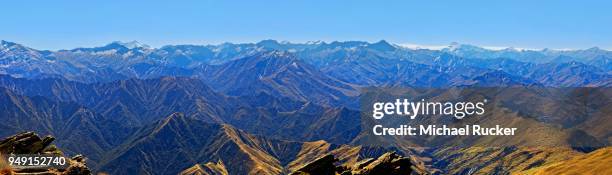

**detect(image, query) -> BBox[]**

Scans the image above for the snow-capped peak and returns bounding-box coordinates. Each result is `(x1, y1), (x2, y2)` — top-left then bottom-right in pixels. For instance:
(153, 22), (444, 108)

(445, 42), (484, 52)
(398, 43), (447, 50)
(305, 40), (325, 45)
(113, 41), (150, 49)
(1, 40), (20, 49)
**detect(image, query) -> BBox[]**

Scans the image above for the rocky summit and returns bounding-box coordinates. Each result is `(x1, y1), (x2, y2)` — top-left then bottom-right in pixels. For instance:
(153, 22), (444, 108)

(0, 132), (91, 175)
(290, 152), (436, 175)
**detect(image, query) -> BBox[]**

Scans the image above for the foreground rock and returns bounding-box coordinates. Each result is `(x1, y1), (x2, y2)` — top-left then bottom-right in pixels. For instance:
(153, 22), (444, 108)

(291, 152), (435, 175)
(0, 132), (91, 175)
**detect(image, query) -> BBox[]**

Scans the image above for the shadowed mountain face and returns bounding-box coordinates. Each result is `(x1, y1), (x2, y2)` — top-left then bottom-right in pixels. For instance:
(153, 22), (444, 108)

(0, 75), (362, 144)
(0, 75), (229, 126)
(199, 51), (359, 107)
(0, 87), (133, 168)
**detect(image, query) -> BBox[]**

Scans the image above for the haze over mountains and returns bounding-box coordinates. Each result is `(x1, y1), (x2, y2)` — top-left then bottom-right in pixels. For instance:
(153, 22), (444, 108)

(1, 40), (610, 87)
(0, 39), (610, 174)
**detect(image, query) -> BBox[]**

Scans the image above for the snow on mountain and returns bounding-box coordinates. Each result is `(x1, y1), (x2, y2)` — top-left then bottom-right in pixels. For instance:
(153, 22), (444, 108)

(112, 41), (151, 49)
(0, 39), (609, 85)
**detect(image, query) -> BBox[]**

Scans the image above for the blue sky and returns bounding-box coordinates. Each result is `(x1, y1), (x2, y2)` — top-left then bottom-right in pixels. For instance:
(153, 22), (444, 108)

(1, 0), (610, 50)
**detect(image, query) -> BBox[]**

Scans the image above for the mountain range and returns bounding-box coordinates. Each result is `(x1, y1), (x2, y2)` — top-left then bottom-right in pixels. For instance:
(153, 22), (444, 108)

(0, 39), (610, 174)
(1, 40), (610, 87)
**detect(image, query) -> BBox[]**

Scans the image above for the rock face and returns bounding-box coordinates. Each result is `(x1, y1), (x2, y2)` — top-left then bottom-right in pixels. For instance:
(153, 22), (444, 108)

(291, 152), (435, 175)
(0, 132), (92, 175)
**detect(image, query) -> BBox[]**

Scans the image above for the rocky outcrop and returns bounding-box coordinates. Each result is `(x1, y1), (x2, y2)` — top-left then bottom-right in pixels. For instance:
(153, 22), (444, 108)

(180, 160), (229, 175)
(0, 132), (59, 155)
(0, 132), (92, 175)
(290, 155), (338, 175)
(291, 152), (435, 175)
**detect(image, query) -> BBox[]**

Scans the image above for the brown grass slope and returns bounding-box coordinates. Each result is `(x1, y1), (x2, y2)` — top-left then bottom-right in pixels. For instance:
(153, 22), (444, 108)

(518, 147), (612, 175)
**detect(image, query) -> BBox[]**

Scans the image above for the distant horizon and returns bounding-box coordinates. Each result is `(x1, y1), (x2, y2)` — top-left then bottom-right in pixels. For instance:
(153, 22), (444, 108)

(1, 0), (611, 50)
(2, 39), (610, 52)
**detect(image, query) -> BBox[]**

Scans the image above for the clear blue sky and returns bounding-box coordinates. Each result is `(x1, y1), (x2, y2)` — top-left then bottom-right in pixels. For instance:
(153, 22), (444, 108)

(1, 0), (610, 50)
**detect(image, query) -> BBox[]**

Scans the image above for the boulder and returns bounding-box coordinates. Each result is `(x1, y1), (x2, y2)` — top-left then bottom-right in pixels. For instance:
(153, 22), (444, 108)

(0, 132), (91, 175)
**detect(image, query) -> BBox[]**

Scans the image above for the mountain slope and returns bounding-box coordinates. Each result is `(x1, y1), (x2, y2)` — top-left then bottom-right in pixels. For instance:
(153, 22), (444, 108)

(0, 87), (132, 167)
(520, 147), (612, 175)
(97, 112), (297, 174)
(0, 76), (362, 143)
(97, 113), (415, 175)
(433, 146), (582, 174)
(202, 51), (359, 106)
(0, 75), (229, 126)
